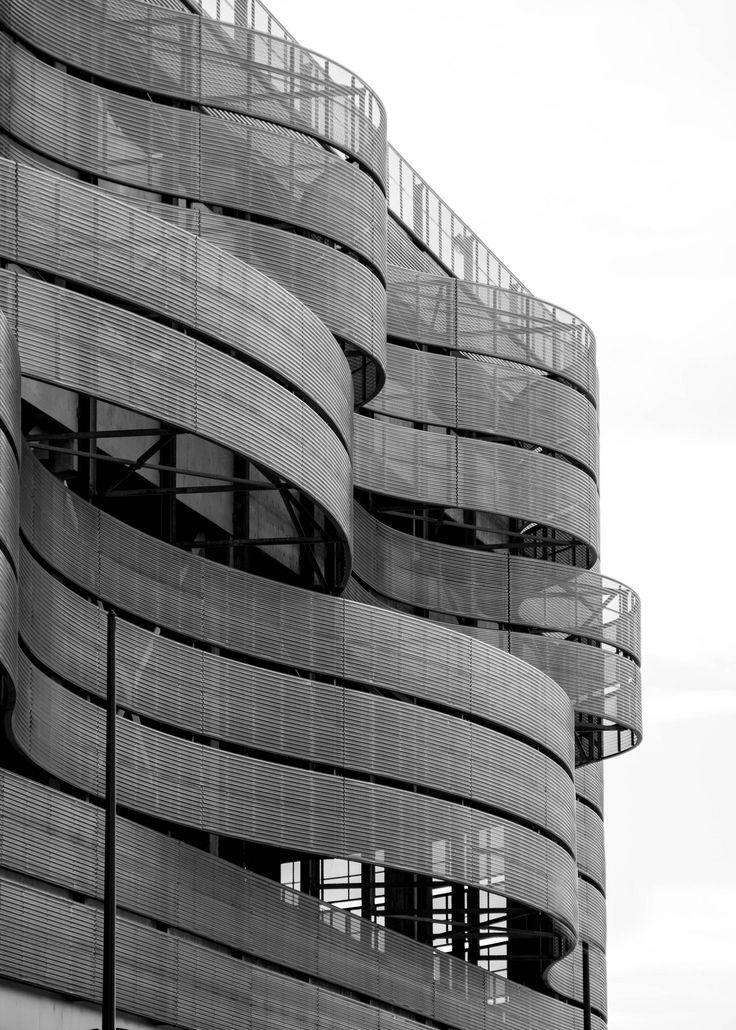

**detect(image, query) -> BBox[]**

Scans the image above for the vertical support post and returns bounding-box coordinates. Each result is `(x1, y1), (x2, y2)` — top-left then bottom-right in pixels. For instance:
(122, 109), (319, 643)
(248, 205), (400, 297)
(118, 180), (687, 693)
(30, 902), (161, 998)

(450, 882), (466, 958)
(466, 886), (480, 963)
(103, 609), (117, 1030)
(582, 941), (592, 1030)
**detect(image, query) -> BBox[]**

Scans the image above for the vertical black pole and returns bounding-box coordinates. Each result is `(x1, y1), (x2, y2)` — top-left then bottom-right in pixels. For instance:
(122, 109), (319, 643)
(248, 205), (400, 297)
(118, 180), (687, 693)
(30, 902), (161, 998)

(103, 609), (116, 1030)
(582, 941), (592, 1030)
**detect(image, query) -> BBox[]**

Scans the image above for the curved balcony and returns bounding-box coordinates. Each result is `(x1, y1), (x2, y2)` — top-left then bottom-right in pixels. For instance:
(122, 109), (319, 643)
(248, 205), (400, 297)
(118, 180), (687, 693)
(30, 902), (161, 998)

(0, 2), (641, 1028)
(3, 0), (388, 189)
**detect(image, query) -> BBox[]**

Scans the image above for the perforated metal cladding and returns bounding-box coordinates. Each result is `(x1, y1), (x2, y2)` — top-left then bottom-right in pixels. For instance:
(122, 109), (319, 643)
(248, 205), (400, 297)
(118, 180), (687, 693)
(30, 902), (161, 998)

(132, 199), (387, 370)
(575, 800), (605, 890)
(0, 162), (355, 446)
(7, 271), (353, 541)
(0, 309), (20, 446)
(0, 871), (599, 1030)
(15, 655), (579, 940)
(19, 553), (576, 846)
(0, 35), (388, 273)
(548, 942), (608, 1018)
(2, 0), (388, 188)
(0, 0), (644, 1023)
(387, 272), (597, 400)
(353, 505), (639, 659)
(0, 130), (387, 401)
(3, 808), (599, 1030)
(0, 311), (18, 686)
(459, 435), (599, 554)
(0, 414), (18, 569)
(354, 416), (600, 555)
(509, 560), (639, 660)
(23, 568), (580, 848)
(505, 633), (641, 745)
(578, 877), (606, 952)
(386, 216), (449, 277)
(451, 626), (641, 753)
(0, 549), (17, 683)
(368, 343), (598, 475)
(576, 763), (605, 814)
(21, 456), (575, 770)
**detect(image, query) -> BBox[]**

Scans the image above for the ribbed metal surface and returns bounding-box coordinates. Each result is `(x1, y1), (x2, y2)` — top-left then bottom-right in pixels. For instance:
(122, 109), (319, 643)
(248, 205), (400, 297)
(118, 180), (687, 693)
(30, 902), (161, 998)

(0, 310), (18, 686)
(0, 32), (388, 274)
(14, 652), (580, 940)
(2, 0), (388, 188)
(6, 269), (353, 544)
(0, 2), (643, 1024)
(504, 633), (642, 746)
(353, 505), (639, 659)
(576, 800), (606, 893)
(0, 306), (20, 447)
(133, 198), (387, 371)
(0, 768), (596, 1030)
(576, 762), (605, 815)
(0, 160), (355, 449)
(0, 549), (17, 684)
(354, 416), (600, 556)
(0, 409), (18, 569)
(450, 626), (641, 755)
(18, 545), (576, 847)
(548, 942), (607, 1018)
(0, 871), (597, 1030)
(367, 342), (598, 476)
(578, 876), (606, 953)
(509, 560), (639, 659)
(387, 215), (449, 277)
(388, 272), (597, 401)
(22, 454), (576, 771)
(0, 129), (387, 400)
(349, 574), (640, 760)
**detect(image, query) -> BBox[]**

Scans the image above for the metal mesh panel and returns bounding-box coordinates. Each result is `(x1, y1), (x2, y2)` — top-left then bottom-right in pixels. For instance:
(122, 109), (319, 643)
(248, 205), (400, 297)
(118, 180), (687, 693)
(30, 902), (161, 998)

(22, 455), (576, 771)
(18, 551), (577, 847)
(388, 272), (597, 400)
(7, 269), (353, 540)
(0, 2), (645, 1022)
(576, 762), (604, 814)
(0, 308), (20, 446)
(139, 199), (387, 368)
(367, 342), (598, 476)
(2, 0), (388, 187)
(0, 550), (17, 684)
(0, 867), (594, 1029)
(0, 34), (388, 272)
(578, 877), (606, 952)
(0, 160), (354, 446)
(353, 505), (639, 659)
(0, 413), (18, 570)
(354, 416), (599, 555)
(15, 654), (579, 939)
(547, 941), (607, 1017)
(387, 146), (526, 291)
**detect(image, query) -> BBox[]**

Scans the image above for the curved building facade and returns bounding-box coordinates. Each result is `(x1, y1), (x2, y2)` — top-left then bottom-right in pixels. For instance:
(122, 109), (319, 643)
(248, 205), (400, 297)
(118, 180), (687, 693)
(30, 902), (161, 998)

(0, 2), (641, 1028)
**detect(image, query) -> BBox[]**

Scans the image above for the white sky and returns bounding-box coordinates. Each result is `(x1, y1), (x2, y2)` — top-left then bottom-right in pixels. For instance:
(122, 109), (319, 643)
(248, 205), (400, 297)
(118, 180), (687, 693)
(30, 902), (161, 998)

(270, 1), (736, 1025)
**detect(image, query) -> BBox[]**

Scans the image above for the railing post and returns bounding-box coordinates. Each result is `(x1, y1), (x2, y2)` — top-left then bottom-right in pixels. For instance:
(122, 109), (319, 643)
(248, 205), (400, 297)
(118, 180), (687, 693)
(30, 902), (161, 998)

(103, 609), (117, 1030)
(582, 941), (592, 1030)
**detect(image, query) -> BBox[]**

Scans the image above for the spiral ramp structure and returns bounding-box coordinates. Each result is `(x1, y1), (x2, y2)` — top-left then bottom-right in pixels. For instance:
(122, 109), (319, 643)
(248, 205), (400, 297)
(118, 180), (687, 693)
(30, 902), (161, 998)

(0, 2), (641, 1029)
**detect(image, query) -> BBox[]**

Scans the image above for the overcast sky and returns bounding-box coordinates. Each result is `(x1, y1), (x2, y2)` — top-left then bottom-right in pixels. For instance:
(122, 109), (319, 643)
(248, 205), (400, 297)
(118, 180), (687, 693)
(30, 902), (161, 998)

(270, 1), (736, 1024)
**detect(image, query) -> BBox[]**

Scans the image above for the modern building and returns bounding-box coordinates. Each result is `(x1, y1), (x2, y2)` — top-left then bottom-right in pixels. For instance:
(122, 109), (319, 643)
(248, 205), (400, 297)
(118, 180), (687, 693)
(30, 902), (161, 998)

(0, 1), (642, 1028)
